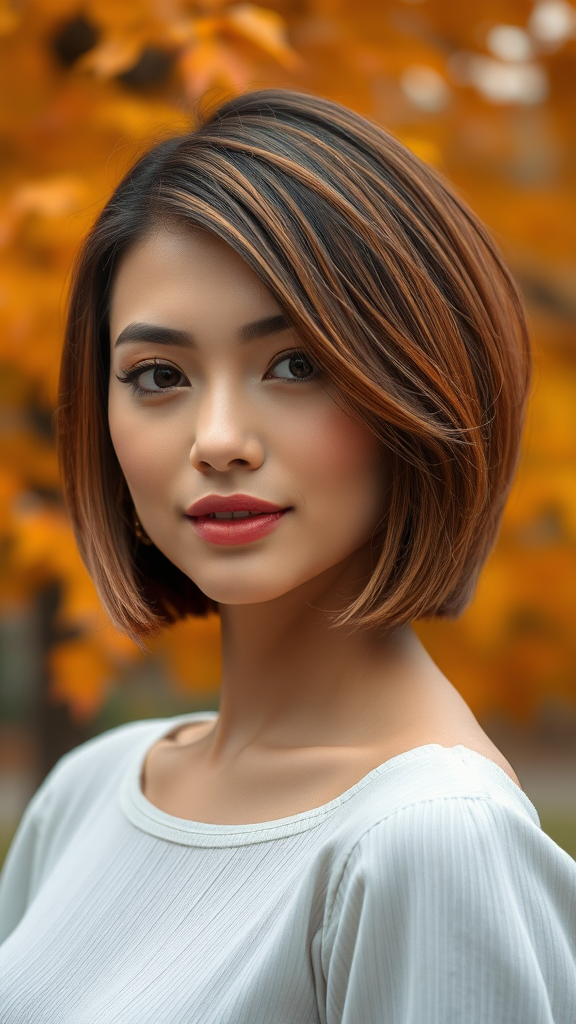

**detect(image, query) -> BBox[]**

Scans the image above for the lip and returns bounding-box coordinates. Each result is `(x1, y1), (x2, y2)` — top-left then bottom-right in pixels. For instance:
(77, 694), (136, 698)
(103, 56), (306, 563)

(185, 493), (291, 547)
(186, 494), (287, 517)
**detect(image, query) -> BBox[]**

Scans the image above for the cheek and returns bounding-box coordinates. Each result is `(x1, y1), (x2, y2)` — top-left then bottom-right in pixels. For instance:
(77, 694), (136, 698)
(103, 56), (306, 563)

(108, 403), (181, 498)
(280, 400), (387, 525)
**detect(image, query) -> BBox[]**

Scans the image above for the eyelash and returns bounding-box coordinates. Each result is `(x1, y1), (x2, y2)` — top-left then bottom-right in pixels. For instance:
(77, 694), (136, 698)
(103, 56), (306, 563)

(115, 360), (188, 397)
(115, 351), (320, 397)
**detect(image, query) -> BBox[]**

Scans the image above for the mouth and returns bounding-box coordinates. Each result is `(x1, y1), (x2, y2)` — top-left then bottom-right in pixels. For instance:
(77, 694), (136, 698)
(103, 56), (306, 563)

(185, 494), (292, 546)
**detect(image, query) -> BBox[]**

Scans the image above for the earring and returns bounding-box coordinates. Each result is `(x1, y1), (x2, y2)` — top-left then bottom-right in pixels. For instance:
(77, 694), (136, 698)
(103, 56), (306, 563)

(133, 511), (153, 546)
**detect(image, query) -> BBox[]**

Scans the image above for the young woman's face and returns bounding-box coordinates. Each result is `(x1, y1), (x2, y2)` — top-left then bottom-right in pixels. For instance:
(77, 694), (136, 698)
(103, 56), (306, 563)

(108, 226), (388, 606)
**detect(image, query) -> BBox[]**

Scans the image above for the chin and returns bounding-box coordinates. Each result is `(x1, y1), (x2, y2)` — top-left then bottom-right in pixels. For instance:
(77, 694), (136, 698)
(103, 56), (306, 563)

(166, 537), (370, 608)
(191, 575), (302, 606)
(181, 559), (330, 607)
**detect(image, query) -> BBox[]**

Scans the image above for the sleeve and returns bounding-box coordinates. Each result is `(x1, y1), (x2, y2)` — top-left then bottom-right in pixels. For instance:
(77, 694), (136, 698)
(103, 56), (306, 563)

(0, 719), (162, 945)
(322, 796), (576, 1024)
(0, 774), (55, 943)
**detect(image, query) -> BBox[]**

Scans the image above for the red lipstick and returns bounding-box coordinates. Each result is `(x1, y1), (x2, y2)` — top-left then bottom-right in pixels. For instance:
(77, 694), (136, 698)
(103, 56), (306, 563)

(185, 494), (291, 546)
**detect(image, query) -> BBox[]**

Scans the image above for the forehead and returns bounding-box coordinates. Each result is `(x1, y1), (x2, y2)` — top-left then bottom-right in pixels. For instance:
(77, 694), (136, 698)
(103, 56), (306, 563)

(109, 226), (280, 342)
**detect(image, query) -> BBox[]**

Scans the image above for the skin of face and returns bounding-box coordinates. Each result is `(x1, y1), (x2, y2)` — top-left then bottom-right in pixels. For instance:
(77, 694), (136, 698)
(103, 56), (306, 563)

(106, 224), (522, 816)
(108, 225), (389, 609)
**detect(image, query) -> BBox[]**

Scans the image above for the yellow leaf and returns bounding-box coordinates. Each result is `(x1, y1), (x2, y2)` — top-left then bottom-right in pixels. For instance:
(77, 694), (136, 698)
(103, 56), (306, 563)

(225, 4), (299, 70)
(79, 33), (145, 78)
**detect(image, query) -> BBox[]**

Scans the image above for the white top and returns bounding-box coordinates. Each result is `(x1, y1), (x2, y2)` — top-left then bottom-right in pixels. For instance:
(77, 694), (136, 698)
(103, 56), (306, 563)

(1, 712), (575, 1023)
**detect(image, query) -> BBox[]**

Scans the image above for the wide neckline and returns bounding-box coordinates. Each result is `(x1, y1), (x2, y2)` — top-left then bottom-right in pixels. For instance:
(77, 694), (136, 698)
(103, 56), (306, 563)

(119, 712), (539, 848)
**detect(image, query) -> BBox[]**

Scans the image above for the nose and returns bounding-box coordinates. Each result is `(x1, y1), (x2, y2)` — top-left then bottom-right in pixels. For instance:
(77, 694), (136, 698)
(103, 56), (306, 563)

(189, 382), (264, 474)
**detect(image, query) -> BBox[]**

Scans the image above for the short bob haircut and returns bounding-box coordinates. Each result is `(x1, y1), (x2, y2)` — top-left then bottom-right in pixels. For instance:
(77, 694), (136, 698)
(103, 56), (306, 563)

(58, 89), (530, 643)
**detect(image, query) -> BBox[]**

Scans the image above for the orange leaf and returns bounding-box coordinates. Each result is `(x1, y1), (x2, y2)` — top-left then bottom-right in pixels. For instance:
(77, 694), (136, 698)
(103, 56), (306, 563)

(11, 176), (89, 218)
(85, 0), (147, 34)
(179, 38), (250, 97)
(79, 33), (145, 78)
(97, 620), (142, 663)
(397, 135), (442, 167)
(225, 4), (299, 70)
(49, 638), (113, 723)
(0, 467), (19, 535)
(0, 0), (18, 36)
(159, 614), (221, 694)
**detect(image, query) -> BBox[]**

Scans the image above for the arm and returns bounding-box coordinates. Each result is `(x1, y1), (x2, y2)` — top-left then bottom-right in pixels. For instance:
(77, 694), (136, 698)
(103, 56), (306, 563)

(323, 796), (576, 1024)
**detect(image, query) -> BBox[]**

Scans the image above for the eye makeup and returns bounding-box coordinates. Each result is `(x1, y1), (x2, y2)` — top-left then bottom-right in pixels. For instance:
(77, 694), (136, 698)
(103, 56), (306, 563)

(116, 350), (320, 397)
(116, 360), (190, 396)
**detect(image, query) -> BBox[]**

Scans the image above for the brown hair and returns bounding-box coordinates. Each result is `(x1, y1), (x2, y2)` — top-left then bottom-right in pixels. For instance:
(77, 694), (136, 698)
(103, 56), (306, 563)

(58, 89), (530, 642)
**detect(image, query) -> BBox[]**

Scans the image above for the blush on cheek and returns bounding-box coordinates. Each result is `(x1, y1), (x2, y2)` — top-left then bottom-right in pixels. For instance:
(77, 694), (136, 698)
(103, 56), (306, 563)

(285, 400), (383, 487)
(106, 415), (165, 520)
(274, 398), (388, 559)
(108, 411), (174, 501)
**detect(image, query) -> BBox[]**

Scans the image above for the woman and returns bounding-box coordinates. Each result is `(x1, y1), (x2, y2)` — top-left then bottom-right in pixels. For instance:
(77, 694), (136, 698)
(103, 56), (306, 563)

(0, 89), (575, 1023)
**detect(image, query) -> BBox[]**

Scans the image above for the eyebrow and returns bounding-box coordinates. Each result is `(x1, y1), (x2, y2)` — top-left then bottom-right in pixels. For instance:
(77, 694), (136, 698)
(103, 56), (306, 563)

(113, 313), (290, 349)
(240, 313), (289, 342)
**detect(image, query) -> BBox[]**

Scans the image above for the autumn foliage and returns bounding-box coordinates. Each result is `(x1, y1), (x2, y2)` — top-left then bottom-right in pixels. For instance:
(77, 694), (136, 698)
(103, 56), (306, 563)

(1, 0), (575, 722)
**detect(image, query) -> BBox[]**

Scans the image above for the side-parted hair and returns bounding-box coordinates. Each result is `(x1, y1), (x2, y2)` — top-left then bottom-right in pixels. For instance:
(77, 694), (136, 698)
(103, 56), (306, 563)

(58, 89), (530, 643)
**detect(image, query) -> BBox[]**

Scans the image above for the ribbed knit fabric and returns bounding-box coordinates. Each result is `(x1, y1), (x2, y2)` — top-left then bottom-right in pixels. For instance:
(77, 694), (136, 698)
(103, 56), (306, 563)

(1, 713), (575, 1023)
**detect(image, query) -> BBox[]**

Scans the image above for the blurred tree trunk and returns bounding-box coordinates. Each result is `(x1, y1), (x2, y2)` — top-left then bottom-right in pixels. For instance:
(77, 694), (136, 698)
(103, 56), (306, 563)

(35, 583), (93, 780)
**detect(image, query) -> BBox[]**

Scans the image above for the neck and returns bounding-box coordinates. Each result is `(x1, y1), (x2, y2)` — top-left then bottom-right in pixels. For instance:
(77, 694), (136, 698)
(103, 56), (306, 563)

(208, 548), (423, 757)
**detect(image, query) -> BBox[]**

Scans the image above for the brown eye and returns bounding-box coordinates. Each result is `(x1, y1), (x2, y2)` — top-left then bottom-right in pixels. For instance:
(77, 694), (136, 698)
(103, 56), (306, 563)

(269, 352), (317, 381)
(116, 360), (190, 395)
(135, 364), (187, 391)
(152, 366), (182, 388)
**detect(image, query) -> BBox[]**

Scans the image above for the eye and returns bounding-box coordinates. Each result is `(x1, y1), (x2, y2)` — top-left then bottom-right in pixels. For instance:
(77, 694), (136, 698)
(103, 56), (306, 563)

(116, 361), (189, 395)
(139, 365), (185, 390)
(267, 351), (318, 382)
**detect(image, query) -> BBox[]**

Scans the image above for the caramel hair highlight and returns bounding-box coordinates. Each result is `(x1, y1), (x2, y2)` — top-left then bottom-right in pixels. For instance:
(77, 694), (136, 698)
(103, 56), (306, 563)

(57, 89), (530, 642)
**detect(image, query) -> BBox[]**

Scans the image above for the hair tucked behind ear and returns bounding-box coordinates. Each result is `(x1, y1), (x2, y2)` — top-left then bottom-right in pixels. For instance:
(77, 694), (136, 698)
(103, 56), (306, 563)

(57, 88), (530, 643)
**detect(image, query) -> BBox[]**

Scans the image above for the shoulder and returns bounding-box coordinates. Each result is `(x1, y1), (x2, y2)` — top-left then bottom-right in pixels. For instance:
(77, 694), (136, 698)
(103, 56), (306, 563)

(18, 718), (180, 866)
(32, 717), (173, 839)
(0, 718), (172, 941)
(37, 716), (171, 820)
(50, 717), (168, 791)
(333, 742), (539, 846)
(322, 751), (576, 1024)
(327, 744), (576, 935)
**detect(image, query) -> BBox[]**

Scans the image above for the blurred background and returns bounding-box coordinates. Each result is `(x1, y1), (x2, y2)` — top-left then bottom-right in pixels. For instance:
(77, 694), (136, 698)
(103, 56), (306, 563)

(0, 0), (575, 865)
